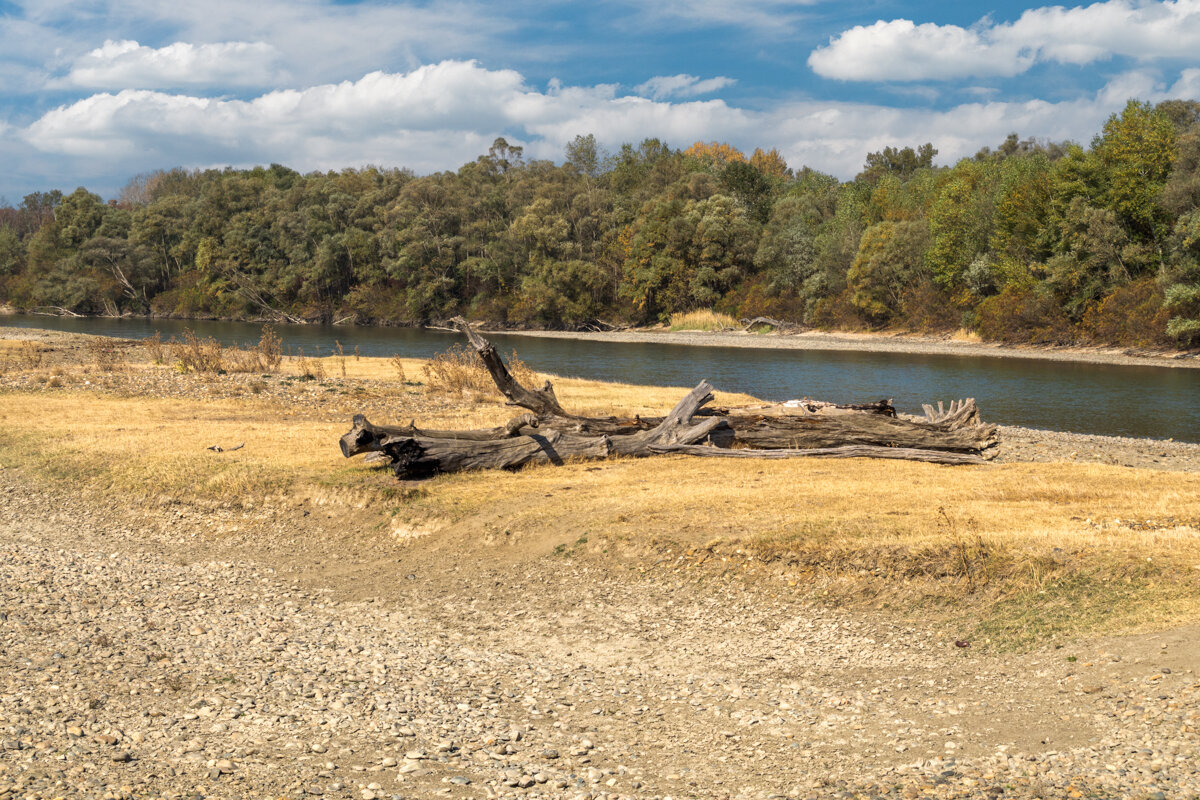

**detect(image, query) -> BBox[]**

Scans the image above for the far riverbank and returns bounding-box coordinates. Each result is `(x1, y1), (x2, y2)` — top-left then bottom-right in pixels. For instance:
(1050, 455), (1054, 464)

(496, 326), (1200, 370)
(4, 304), (1198, 370)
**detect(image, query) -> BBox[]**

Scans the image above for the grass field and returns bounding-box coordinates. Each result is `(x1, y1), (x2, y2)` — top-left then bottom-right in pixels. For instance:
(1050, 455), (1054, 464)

(2, 334), (1199, 647)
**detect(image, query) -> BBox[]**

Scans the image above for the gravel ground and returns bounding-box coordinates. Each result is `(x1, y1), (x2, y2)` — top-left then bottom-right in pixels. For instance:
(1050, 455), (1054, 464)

(1, 472), (1198, 800)
(2, 326), (1199, 799)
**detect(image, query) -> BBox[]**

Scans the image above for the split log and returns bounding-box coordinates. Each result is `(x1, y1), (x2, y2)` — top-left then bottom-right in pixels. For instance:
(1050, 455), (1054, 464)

(650, 443), (987, 465)
(346, 381), (727, 479)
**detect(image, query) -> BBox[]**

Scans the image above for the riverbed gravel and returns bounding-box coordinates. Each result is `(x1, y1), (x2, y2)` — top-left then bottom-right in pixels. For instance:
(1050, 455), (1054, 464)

(1, 472), (1199, 800)
(2, 325), (1199, 799)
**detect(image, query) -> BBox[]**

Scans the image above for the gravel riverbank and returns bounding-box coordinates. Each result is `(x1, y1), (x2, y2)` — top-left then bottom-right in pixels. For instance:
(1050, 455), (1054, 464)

(1, 474), (1198, 800)
(498, 328), (1200, 371)
(1, 326), (1198, 799)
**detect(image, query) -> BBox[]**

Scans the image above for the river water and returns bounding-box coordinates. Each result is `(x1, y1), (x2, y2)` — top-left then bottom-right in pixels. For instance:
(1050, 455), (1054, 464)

(3, 313), (1198, 442)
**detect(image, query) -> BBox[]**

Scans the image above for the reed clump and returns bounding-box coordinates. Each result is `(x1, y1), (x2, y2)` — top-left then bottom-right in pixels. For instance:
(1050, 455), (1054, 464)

(668, 309), (739, 332)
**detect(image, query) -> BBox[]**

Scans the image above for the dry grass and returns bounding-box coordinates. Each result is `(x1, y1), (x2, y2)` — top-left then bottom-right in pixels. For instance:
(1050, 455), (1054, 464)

(668, 309), (739, 332)
(166, 327), (284, 374)
(2, 339), (1198, 647)
(422, 343), (539, 400)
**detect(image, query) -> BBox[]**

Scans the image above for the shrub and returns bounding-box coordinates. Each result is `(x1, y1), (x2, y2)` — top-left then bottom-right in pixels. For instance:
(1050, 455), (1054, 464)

(973, 286), (1074, 344)
(899, 280), (960, 333)
(1080, 278), (1173, 347)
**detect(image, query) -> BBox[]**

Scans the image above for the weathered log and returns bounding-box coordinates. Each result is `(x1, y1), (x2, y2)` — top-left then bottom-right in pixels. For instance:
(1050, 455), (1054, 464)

(741, 316), (795, 332)
(339, 413), (540, 457)
(356, 381), (727, 478)
(340, 322), (1002, 477)
(382, 428), (611, 478)
(446, 322), (996, 454)
(706, 409), (996, 454)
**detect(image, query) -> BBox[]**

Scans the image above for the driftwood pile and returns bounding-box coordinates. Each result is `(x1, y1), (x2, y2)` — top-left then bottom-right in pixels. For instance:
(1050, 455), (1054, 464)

(340, 319), (999, 479)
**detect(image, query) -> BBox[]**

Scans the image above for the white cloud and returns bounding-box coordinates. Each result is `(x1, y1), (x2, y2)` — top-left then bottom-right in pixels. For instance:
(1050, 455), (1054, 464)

(3, 0), (508, 93)
(56, 39), (282, 89)
(18, 59), (1196, 191)
(612, 0), (818, 34)
(634, 74), (736, 100)
(809, 0), (1200, 82)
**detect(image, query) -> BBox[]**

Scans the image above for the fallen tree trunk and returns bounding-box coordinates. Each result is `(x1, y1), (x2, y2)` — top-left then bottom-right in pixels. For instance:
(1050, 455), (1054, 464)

(340, 321), (1000, 478)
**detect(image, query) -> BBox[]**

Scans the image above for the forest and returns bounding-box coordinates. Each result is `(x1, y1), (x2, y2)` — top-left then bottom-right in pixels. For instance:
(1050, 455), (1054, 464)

(2, 98), (1200, 348)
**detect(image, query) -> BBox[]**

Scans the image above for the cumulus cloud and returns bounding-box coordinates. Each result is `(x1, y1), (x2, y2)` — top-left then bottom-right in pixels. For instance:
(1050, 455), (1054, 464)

(18, 59), (1196, 191)
(56, 39), (282, 89)
(809, 0), (1200, 82)
(633, 74), (736, 100)
(4, 0), (506, 93)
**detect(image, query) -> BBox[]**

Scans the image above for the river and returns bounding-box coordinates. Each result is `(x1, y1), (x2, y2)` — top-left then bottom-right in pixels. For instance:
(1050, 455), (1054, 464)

(3, 313), (1198, 442)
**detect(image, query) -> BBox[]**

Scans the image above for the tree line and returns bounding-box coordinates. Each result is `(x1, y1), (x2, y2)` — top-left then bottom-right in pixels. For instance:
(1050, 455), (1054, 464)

(2, 98), (1199, 348)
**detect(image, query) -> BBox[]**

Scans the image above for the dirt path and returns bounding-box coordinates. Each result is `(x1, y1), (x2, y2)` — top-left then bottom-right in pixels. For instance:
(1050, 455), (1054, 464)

(2, 469), (1197, 800)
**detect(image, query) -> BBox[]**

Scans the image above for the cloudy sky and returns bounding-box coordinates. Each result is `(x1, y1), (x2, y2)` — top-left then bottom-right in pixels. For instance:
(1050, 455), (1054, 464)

(2, 0), (1200, 201)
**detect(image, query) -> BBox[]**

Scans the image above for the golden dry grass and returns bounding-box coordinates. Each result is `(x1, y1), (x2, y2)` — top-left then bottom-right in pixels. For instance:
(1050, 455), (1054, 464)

(3, 341), (1199, 646)
(668, 309), (739, 332)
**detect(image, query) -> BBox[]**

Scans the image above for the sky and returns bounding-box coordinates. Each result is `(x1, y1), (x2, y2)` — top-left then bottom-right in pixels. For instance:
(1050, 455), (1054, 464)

(2, 0), (1200, 201)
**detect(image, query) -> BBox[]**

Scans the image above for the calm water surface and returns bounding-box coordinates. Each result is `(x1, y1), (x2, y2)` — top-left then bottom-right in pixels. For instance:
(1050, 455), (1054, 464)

(4, 314), (1198, 442)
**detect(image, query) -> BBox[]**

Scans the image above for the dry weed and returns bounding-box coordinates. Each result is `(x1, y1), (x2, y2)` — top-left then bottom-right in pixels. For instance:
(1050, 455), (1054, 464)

(390, 354), (407, 383)
(170, 330), (225, 373)
(295, 347), (327, 381)
(335, 341), (347, 378)
(17, 340), (44, 368)
(422, 343), (537, 398)
(142, 331), (167, 364)
(668, 309), (739, 332)
(224, 326), (283, 374)
(83, 337), (125, 372)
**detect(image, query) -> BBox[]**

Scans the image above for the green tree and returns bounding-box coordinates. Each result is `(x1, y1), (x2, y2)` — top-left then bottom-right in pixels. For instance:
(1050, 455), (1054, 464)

(846, 220), (931, 322)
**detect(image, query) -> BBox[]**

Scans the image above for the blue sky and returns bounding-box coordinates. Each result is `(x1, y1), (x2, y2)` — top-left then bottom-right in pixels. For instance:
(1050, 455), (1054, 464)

(2, 0), (1200, 201)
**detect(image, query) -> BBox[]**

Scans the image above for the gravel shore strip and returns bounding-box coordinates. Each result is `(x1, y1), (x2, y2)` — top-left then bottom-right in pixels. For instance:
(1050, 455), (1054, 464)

(494, 328), (1200, 370)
